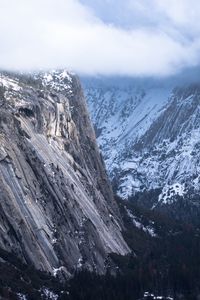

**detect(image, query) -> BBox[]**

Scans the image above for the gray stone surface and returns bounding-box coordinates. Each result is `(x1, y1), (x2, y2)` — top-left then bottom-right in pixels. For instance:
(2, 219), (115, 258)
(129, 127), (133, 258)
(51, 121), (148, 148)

(0, 71), (129, 277)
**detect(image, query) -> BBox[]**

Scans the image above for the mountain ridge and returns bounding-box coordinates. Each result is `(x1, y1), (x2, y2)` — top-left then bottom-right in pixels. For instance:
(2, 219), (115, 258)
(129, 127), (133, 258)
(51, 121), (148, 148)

(83, 75), (200, 207)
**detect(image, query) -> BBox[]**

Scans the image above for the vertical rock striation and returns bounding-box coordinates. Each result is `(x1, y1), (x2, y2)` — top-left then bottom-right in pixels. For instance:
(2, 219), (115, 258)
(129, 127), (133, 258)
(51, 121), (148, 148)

(0, 70), (129, 277)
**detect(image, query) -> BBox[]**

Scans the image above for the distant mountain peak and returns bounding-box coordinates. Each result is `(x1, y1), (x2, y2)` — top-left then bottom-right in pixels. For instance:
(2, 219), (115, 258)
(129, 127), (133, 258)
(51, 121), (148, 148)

(83, 76), (200, 207)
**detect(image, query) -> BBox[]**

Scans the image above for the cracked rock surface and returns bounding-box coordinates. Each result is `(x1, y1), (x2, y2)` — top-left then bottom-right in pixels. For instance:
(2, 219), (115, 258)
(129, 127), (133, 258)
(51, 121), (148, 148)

(0, 71), (129, 277)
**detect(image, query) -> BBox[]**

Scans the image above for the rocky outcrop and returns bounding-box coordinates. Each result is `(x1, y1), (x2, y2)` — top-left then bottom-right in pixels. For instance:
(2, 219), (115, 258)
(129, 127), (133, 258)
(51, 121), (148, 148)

(0, 71), (129, 278)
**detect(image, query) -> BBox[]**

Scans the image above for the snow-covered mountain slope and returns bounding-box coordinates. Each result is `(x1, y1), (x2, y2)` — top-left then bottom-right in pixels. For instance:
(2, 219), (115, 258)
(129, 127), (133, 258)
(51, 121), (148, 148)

(83, 77), (172, 170)
(82, 76), (200, 206)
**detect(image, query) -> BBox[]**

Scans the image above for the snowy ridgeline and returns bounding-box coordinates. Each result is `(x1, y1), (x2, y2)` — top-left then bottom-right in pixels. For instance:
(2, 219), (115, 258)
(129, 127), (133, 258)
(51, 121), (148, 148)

(0, 70), (74, 97)
(40, 70), (74, 94)
(83, 76), (200, 204)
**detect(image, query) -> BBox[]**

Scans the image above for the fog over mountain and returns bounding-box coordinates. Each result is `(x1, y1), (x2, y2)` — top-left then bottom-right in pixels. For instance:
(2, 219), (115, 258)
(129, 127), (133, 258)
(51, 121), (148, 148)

(1, 0), (200, 76)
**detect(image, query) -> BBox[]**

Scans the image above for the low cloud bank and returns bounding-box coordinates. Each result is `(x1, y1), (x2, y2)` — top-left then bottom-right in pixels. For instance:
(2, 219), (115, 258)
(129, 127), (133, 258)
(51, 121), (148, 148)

(1, 0), (200, 76)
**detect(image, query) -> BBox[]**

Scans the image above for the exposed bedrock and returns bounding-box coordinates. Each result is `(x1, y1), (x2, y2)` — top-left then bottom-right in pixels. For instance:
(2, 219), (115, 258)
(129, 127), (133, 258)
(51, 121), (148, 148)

(0, 71), (129, 278)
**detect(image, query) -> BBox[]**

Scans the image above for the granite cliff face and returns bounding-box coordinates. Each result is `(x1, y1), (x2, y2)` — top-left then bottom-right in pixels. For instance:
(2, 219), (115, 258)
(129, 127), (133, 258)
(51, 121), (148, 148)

(0, 71), (129, 278)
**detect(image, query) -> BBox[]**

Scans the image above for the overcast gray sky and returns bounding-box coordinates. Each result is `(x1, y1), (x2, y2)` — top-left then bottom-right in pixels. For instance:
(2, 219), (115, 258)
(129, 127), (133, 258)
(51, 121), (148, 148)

(1, 0), (200, 76)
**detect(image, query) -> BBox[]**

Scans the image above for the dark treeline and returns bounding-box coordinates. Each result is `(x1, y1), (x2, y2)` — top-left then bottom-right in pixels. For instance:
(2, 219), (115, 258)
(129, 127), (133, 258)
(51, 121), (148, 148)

(0, 193), (200, 299)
